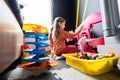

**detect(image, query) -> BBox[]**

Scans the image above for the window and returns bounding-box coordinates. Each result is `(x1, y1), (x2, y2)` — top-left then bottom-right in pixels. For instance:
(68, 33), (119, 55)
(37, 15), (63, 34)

(18, 0), (52, 32)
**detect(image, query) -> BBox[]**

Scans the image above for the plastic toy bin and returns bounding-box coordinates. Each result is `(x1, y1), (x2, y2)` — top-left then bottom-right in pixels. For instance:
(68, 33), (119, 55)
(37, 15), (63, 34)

(63, 53), (119, 75)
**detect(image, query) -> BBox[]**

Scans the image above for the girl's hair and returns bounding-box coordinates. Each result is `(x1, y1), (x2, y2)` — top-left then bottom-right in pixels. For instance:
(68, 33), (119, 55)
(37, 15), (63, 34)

(49, 17), (65, 39)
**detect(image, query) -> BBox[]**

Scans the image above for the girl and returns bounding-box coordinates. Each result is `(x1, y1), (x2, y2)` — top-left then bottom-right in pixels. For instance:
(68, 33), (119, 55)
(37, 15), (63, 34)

(48, 17), (83, 58)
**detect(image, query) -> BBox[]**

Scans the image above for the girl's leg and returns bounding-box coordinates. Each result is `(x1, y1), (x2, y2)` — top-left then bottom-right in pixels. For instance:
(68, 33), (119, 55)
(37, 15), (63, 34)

(57, 45), (76, 56)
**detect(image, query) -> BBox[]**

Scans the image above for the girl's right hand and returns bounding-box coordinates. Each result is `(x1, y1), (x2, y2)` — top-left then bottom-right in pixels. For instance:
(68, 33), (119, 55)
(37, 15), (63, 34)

(69, 30), (74, 34)
(66, 30), (74, 42)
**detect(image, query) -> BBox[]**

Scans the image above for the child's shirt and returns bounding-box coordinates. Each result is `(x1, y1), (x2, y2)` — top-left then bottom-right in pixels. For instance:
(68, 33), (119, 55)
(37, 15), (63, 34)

(49, 30), (78, 55)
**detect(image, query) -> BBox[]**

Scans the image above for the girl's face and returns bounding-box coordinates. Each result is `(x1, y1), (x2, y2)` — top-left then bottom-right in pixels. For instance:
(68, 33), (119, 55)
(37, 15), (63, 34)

(59, 21), (66, 30)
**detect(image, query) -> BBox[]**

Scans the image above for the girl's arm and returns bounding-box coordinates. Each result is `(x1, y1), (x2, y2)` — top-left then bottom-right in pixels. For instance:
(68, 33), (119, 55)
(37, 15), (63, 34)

(75, 24), (83, 35)
(63, 25), (83, 39)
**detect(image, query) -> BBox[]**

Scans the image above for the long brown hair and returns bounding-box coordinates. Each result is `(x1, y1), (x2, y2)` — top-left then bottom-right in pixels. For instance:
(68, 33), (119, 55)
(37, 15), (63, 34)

(49, 17), (65, 40)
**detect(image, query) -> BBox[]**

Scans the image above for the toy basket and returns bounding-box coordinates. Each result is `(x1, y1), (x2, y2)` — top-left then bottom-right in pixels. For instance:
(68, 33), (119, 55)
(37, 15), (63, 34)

(63, 53), (119, 75)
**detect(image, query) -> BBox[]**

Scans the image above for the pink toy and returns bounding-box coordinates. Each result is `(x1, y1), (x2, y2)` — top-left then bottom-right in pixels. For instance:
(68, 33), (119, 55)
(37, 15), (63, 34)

(77, 13), (104, 53)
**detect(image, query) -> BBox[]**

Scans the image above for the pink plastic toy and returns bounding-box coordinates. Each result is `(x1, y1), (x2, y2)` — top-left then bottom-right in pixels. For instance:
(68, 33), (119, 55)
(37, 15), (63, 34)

(77, 13), (104, 53)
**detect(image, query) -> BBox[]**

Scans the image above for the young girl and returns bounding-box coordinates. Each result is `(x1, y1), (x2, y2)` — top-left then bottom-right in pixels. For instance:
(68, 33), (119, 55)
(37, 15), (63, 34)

(48, 17), (83, 58)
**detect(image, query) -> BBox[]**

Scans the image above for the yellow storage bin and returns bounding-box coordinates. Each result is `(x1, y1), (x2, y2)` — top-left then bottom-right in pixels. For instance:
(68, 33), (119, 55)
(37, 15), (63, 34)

(63, 53), (119, 75)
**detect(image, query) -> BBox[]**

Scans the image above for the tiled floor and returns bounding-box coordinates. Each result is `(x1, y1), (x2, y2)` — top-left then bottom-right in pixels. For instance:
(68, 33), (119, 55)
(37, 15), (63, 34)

(0, 58), (120, 80)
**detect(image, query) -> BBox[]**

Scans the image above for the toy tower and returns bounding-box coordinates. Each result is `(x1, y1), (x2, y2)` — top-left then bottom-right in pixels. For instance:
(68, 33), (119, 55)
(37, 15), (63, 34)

(20, 24), (50, 69)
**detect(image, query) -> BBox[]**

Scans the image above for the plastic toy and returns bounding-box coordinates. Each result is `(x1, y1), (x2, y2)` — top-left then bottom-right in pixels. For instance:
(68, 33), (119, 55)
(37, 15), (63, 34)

(22, 24), (48, 34)
(77, 13), (104, 53)
(23, 33), (49, 62)
(22, 44), (29, 49)
(62, 53), (119, 75)
(75, 51), (116, 60)
(20, 27), (51, 69)
(19, 61), (58, 70)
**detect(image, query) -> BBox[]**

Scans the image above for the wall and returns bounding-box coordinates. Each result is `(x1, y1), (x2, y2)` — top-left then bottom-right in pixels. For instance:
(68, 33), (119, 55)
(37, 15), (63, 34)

(0, 1), (23, 73)
(52, 0), (77, 45)
(53, 0), (77, 31)
(98, 0), (120, 59)
(79, 0), (103, 38)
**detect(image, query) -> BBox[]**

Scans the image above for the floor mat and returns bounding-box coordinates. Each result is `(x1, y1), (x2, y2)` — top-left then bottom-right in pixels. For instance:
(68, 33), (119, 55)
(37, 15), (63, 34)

(0, 58), (120, 80)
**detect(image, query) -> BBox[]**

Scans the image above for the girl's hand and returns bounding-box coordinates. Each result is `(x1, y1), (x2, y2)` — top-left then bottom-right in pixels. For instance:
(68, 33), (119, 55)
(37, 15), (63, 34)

(66, 38), (73, 42)
(69, 30), (74, 34)
(66, 30), (74, 42)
